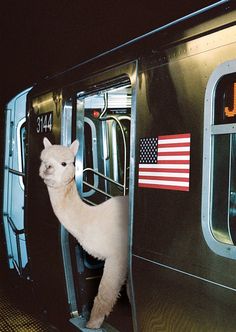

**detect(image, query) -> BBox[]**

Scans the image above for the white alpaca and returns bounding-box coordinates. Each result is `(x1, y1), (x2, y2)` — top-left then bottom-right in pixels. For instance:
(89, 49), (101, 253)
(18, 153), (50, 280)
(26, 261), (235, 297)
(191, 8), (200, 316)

(39, 138), (129, 329)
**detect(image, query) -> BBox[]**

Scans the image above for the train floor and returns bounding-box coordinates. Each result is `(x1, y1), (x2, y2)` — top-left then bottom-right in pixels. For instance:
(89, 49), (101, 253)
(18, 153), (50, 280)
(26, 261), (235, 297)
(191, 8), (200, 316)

(0, 264), (133, 332)
(0, 287), (60, 332)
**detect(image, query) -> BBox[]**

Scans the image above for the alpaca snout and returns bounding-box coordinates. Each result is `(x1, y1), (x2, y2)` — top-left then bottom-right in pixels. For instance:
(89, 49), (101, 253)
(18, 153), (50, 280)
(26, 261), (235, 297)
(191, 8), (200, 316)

(44, 163), (54, 174)
(39, 162), (54, 178)
(45, 163), (52, 170)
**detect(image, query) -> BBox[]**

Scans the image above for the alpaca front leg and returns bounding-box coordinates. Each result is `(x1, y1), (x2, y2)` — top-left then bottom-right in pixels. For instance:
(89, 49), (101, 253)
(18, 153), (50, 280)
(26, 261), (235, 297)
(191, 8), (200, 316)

(86, 256), (127, 329)
(86, 294), (107, 329)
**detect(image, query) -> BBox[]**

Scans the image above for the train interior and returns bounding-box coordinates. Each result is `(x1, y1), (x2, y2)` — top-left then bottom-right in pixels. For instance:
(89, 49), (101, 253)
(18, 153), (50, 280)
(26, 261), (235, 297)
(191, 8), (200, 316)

(2, 84), (133, 331)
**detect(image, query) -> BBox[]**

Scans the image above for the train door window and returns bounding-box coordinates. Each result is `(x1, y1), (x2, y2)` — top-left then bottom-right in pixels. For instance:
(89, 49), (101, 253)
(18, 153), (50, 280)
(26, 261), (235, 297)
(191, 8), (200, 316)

(77, 82), (131, 205)
(202, 60), (236, 259)
(17, 118), (26, 187)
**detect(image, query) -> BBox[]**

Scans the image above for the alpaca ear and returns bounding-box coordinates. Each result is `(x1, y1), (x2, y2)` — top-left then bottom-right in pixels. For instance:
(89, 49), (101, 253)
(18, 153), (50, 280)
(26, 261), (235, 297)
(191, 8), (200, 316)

(43, 137), (52, 148)
(70, 140), (79, 156)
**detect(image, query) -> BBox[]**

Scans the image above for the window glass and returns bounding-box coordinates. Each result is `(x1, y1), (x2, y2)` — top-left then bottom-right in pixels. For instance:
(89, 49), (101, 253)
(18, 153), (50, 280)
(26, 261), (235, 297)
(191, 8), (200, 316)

(212, 75), (236, 245)
(20, 123), (26, 174)
(212, 134), (231, 244)
(202, 62), (236, 259)
(17, 119), (26, 188)
(229, 134), (236, 244)
(215, 74), (236, 124)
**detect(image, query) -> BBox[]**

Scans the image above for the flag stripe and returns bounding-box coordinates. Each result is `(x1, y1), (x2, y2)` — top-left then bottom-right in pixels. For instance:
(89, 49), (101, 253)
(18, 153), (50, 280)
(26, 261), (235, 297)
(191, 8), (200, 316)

(138, 183), (189, 191)
(158, 155), (190, 160)
(158, 138), (190, 144)
(158, 146), (190, 152)
(158, 151), (190, 156)
(139, 172), (189, 178)
(158, 142), (190, 148)
(138, 179), (189, 187)
(139, 176), (189, 182)
(158, 160), (190, 164)
(139, 169), (189, 174)
(139, 164), (190, 169)
(158, 133), (191, 140)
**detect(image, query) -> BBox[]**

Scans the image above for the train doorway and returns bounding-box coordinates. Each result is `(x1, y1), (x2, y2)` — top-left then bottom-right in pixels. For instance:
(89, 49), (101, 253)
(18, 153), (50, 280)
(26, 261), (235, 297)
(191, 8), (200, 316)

(59, 63), (137, 330)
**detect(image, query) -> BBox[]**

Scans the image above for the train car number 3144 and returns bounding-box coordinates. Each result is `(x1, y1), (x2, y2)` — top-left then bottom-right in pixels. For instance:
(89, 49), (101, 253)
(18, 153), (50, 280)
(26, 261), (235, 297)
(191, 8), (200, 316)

(36, 112), (53, 134)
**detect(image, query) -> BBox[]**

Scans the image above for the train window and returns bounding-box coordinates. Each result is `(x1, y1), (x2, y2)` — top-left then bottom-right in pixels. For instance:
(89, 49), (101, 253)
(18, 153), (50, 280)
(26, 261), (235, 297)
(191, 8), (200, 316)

(214, 74), (236, 124)
(202, 60), (236, 259)
(20, 122), (26, 173)
(17, 118), (26, 188)
(77, 83), (131, 204)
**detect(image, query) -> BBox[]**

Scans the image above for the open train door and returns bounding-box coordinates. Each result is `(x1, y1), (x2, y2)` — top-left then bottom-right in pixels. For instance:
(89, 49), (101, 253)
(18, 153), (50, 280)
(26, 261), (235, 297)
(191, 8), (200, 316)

(62, 61), (137, 331)
(3, 88), (31, 280)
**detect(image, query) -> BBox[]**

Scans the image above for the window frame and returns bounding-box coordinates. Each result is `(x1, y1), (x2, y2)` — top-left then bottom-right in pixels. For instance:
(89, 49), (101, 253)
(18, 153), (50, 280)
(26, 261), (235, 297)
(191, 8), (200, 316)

(202, 59), (236, 259)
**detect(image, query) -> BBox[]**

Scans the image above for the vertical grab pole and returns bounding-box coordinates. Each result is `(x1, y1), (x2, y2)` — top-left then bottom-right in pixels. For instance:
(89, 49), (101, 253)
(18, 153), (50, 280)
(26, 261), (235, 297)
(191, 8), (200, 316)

(99, 92), (128, 196)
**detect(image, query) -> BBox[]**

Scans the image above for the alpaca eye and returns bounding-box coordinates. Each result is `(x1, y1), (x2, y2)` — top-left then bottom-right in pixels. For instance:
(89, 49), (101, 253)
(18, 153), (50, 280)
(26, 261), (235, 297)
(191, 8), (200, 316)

(61, 162), (67, 167)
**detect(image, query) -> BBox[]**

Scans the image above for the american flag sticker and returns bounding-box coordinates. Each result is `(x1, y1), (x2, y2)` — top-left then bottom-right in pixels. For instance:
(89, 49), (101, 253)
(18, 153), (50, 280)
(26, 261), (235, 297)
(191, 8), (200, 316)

(138, 133), (191, 191)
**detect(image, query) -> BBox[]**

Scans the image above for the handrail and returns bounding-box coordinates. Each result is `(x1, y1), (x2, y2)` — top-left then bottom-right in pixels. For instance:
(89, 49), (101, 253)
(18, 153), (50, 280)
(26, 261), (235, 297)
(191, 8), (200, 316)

(7, 216), (24, 235)
(83, 180), (112, 199)
(6, 215), (24, 276)
(83, 168), (124, 189)
(82, 197), (96, 206)
(83, 166), (130, 204)
(8, 167), (25, 177)
(12, 258), (22, 277)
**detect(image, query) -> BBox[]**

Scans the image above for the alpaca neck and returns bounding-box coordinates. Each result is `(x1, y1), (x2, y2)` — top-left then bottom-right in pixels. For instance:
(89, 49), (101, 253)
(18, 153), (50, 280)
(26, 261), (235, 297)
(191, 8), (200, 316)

(46, 179), (89, 236)
(47, 179), (79, 206)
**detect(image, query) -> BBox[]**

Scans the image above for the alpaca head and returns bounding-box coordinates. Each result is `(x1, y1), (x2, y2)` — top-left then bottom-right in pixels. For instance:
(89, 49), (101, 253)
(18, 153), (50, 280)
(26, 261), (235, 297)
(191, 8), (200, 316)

(39, 138), (79, 188)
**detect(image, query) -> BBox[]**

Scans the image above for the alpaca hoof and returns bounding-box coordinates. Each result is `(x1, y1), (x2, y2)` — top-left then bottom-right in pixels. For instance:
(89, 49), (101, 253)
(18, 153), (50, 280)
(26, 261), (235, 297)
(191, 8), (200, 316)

(86, 317), (104, 329)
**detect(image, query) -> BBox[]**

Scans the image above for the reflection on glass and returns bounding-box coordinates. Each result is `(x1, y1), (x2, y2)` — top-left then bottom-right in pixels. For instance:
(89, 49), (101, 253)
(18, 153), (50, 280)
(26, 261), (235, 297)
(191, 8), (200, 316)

(229, 134), (236, 243)
(215, 74), (236, 125)
(212, 134), (231, 243)
(212, 134), (236, 244)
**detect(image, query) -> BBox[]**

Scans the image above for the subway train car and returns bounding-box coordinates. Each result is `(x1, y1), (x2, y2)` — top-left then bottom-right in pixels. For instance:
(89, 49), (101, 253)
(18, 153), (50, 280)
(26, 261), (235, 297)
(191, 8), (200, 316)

(2, 1), (236, 331)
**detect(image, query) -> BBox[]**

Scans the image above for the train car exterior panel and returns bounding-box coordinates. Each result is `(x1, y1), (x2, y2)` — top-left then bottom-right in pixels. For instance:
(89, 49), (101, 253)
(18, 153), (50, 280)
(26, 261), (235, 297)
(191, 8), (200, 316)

(133, 256), (236, 332)
(132, 13), (236, 331)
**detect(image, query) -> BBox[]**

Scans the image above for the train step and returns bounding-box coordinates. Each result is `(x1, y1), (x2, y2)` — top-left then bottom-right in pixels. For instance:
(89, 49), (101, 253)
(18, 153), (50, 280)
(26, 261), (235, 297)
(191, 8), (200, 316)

(69, 316), (119, 332)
